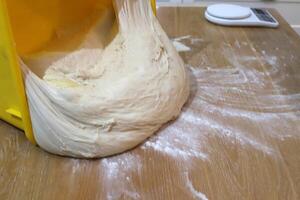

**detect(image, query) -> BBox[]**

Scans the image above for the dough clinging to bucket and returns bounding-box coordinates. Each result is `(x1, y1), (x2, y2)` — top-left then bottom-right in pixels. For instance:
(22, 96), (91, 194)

(24, 0), (189, 157)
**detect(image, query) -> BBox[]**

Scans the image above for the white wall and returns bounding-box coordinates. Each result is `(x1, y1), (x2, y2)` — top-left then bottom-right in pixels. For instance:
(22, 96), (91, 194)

(156, 0), (300, 35)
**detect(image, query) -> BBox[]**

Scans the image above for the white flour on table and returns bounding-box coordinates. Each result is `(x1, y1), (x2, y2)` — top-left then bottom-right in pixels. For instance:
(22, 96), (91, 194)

(65, 36), (300, 199)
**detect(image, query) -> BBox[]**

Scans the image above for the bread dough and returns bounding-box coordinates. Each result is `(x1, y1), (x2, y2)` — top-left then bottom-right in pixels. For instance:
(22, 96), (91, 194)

(24, 0), (189, 157)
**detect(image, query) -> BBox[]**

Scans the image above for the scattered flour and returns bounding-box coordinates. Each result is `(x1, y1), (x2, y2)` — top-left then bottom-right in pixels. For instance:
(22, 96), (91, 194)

(234, 40), (241, 49)
(242, 41), (248, 46)
(239, 54), (278, 66)
(173, 35), (192, 41)
(141, 124), (208, 160)
(42, 36), (299, 199)
(264, 55), (278, 66)
(171, 35), (206, 52)
(251, 46), (257, 52)
(184, 171), (209, 200)
(101, 154), (141, 200)
(172, 40), (191, 52)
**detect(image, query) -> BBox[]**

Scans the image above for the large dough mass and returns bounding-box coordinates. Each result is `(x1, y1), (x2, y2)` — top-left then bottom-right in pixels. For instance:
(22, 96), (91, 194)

(25, 0), (189, 157)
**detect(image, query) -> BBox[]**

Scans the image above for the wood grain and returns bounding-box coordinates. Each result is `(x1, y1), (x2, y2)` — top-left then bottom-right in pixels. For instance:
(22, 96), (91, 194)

(1, 8), (300, 200)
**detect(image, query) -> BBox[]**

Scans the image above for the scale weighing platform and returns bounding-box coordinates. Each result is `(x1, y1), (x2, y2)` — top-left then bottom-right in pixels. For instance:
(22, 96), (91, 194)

(205, 4), (279, 28)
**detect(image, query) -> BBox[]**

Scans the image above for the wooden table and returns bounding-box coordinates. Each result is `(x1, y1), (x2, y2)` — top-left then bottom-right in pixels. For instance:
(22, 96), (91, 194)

(1, 7), (300, 200)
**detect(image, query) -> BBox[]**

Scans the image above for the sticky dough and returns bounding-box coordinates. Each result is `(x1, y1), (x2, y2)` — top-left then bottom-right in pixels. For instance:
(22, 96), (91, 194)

(24, 0), (189, 157)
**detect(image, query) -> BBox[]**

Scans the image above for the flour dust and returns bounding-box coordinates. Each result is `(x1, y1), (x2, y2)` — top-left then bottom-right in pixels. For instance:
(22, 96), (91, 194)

(66, 35), (300, 199)
(100, 35), (299, 199)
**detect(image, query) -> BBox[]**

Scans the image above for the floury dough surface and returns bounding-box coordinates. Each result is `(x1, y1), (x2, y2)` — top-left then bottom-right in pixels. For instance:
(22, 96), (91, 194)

(25, 0), (189, 157)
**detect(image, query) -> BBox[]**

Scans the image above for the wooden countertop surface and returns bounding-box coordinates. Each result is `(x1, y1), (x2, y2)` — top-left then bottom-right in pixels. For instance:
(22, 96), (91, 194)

(1, 7), (300, 200)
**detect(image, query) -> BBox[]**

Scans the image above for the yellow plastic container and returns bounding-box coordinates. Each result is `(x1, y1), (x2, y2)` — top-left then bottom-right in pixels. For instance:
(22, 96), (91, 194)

(0, 0), (156, 144)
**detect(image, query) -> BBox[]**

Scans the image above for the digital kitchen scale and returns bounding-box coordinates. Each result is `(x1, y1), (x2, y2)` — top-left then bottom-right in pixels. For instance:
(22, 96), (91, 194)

(205, 4), (279, 28)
